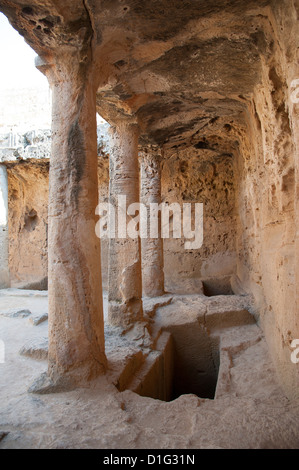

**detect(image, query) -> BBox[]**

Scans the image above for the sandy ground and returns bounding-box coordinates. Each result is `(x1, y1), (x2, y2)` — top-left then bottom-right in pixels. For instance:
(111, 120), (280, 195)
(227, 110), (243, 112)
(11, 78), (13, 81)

(0, 288), (299, 449)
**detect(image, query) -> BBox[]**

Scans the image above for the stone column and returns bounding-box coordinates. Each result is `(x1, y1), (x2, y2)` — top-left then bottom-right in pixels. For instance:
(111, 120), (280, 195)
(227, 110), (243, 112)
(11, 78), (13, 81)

(39, 57), (107, 389)
(289, 78), (299, 342)
(108, 121), (143, 328)
(139, 147), (164, 297)
(0, 164), (10, 289)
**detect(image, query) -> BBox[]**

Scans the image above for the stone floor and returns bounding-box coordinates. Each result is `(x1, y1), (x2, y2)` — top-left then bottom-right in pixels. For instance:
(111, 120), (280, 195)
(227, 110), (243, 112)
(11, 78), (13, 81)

(0, 288), (299, 449)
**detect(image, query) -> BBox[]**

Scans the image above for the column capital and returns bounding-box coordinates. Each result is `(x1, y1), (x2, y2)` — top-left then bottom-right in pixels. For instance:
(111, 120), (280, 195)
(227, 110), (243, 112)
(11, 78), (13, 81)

(35, 49), (98, 93)
(35, 55), (54, 76)
(138, 145), (163, 164)
(109, 119), (139, 134)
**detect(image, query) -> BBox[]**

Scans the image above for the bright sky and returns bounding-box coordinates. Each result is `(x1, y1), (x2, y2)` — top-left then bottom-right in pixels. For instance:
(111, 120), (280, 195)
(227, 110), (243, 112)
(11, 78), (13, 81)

(0, 12), (48, 90)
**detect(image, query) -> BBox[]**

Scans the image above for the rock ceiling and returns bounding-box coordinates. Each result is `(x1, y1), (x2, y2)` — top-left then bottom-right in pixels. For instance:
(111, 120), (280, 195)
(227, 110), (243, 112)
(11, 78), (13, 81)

(0, 0), (275, 147)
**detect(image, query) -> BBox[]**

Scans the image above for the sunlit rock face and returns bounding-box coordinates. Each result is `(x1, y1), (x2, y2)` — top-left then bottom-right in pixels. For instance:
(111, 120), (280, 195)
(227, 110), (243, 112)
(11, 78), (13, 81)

(0, 164), (9, 288)
(0, 0), (298, 399)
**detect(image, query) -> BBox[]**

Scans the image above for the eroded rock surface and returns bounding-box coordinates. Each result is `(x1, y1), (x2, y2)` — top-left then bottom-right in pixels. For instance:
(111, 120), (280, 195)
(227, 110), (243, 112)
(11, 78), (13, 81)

(0, 289), (298, 449)
(0, 0), (298, 448)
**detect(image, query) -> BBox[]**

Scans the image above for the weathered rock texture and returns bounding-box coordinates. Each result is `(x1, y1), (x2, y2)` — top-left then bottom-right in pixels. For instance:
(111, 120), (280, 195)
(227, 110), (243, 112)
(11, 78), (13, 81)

(0, 0), (298, 402)
(108, 122), (143, 327)
(0, 129), (51, 162)
(43, 53), (107, 387)
(233, 1), (299, 400)
(6, 161), (48, 288)
(161, 146), (236, 295)
(1, 124), (110, 289)
(139, 146), (164, 297)
(0, 164), (10, 288)
(1, 290), (299, 449)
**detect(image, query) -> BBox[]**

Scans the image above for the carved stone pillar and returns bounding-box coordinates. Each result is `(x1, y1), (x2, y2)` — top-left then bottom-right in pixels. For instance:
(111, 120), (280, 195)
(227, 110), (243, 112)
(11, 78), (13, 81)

(139, 147), (164, 297)
(108, 121), (143, 328)
(39, 56), (107, 389)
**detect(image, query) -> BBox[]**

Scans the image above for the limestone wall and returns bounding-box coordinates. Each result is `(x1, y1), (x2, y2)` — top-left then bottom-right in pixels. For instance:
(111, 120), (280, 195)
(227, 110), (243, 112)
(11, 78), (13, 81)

(95, 147), (237, 294)
(1, 119), (110, 289)
(5, 147), (237, 294)
(6, 157), (110, 290)
(235, 0), (299, 400)
(161, 147), (237, 294)
(1, 0), (298, 399)
(7, 161), (49, 288)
